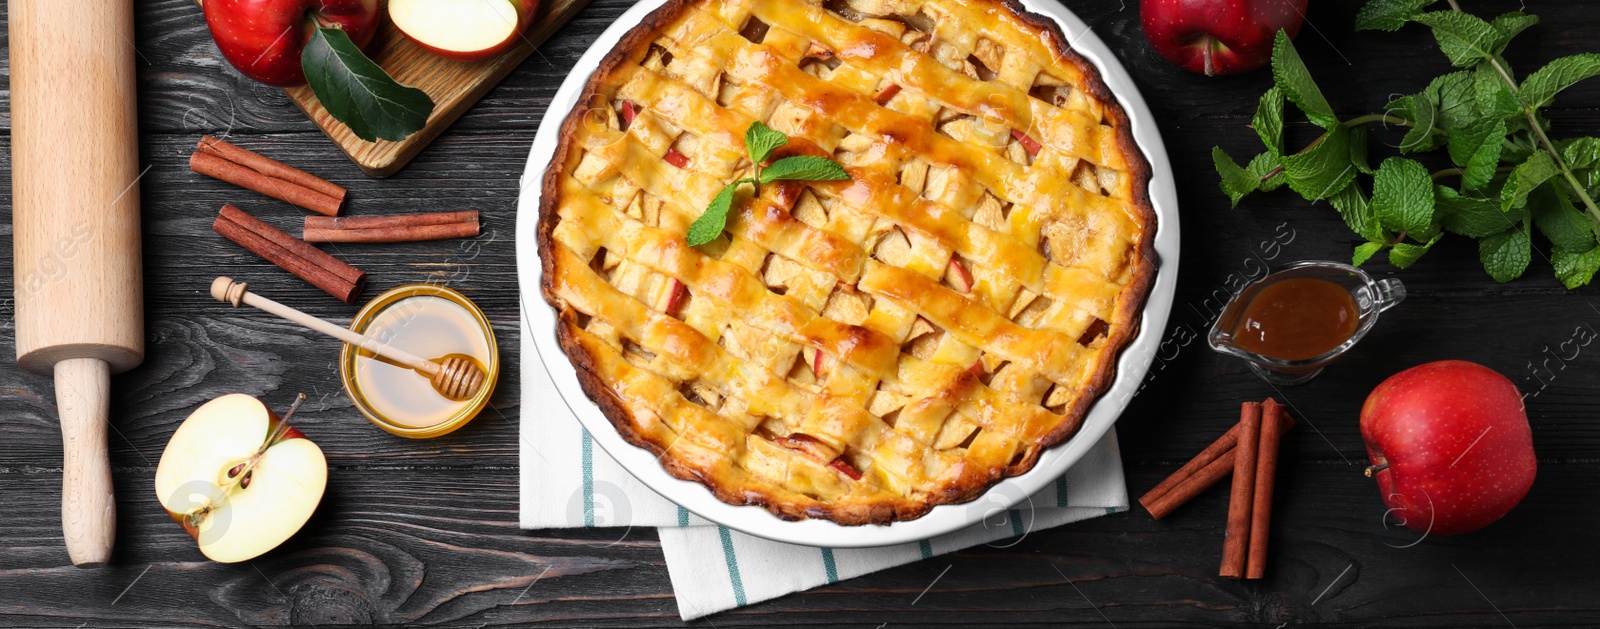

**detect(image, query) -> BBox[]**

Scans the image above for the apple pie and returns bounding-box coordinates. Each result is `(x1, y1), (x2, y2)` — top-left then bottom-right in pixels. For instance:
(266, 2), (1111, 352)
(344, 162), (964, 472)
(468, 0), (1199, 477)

(539, 0), (1157, 524)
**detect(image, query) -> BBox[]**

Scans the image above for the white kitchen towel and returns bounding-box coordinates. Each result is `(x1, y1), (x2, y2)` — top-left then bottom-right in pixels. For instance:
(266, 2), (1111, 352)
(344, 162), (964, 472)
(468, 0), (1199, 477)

(519, 318), (1130, 621)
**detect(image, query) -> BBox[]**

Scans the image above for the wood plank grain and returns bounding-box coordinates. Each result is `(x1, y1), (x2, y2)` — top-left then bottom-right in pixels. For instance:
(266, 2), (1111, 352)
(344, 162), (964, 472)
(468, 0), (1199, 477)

(0, 463), (1596, 626)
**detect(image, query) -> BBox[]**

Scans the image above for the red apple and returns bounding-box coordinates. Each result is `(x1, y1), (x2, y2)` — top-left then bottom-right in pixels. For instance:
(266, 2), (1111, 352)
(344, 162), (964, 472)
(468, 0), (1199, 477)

(389, 0), (539, 63)
(1360, 360), (1536, 536)
(203, 0), (381, 86)
(1140, 0), (1306, 76)
(155, 394), (327, 563)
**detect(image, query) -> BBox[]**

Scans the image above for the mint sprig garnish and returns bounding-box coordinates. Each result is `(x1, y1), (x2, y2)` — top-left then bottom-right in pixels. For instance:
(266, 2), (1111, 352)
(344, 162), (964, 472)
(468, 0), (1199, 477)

(1216, 2), (1600, 288)
(302, 27), (435, 142)
(686, 122), (850, 246)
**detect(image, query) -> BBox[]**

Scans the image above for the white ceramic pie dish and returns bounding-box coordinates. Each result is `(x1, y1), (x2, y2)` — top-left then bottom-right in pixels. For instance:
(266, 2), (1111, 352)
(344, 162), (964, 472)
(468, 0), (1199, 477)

(516, 0), (1179, 547)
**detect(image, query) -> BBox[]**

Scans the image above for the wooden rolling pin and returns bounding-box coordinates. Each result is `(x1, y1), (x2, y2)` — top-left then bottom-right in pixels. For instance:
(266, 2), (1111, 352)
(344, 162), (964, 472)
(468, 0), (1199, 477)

(10, 0), (145, 566)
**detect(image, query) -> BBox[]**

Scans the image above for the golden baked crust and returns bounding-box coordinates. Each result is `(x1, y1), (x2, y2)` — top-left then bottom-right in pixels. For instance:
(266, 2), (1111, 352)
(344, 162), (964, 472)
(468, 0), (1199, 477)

(539, 0), (1157, 524)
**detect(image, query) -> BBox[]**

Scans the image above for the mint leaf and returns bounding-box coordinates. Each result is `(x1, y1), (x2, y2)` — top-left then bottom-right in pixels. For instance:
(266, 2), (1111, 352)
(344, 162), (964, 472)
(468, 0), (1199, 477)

(1330, 183), (1389, 242)
(1350, 126), (1376, 174)
(1438, 186), (1522, 237)
(1373, 157), (1435, 235)
(1520, 53), (1600, 109)
(1356, 0), (1437, 31)
(1428, 71), (1478, 130)
(1387, 93), (1442, 153)
(1501, 151), (1560, 210)
(1471, 61), (1521, 119)
(1272, 31), (1339, 129)
(1561, 137), (1600, 169)
(1353, 241), (1386, 266)
(1479, 221), (1531, 282)
(1448, 118), (1507, 190)
(759, 155), (850, 183)
(1553, 245), (1600, 289)
(302, 27), (434, 142)
(745, 121), (788, 165)
(687, 180), (750, 246)
(1214, 147), (1257, 207)
(1411, 11), (1508, 67)
(1389, 234), (1441, 269)
(1532, 187), (1599, 251)
(1281, 126), (1356, 200)
(1489, 12), (1540, 47)
(1248, 152), (1286, 192)
(1253, 87), (1285, 154)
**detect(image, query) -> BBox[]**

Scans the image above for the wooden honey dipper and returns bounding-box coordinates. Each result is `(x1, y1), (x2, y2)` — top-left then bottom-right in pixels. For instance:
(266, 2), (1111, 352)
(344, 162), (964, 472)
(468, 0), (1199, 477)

(210, 277), (486, 401)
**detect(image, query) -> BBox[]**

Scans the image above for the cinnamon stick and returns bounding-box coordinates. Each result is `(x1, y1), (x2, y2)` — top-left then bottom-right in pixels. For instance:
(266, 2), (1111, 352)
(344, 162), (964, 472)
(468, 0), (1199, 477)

(303, 211), (480, 243)
(192, 136), (345, 216)
(1140, 410), (1297, 519)
(1140, 424), (1245, 517)
(1247, 398), (1288, 579)
(213, 204), (366, 302)
(1221, 402), (1262, 579)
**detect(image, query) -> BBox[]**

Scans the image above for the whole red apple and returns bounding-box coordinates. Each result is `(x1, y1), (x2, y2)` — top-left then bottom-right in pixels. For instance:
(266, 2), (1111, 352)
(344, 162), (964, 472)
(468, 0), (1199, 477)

(1141, 0), (1306, 76)
(1360, 360), (1536, 536)
(203, 0), (381, 86)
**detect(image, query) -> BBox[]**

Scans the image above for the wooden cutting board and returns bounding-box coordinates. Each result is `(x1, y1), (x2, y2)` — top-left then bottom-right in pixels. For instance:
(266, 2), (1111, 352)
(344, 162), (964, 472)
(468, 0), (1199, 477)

(196, 0), (591, 177)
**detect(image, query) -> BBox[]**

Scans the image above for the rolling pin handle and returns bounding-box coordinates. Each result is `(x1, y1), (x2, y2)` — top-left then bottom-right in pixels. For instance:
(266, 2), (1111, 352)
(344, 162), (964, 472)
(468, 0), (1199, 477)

(55, 357), (116, 567)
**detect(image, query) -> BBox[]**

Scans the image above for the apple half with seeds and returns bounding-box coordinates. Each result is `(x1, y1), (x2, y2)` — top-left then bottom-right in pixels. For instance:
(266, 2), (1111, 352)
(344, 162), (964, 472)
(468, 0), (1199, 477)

(389, 0), (539, 63)
(154, 394), (327, 563)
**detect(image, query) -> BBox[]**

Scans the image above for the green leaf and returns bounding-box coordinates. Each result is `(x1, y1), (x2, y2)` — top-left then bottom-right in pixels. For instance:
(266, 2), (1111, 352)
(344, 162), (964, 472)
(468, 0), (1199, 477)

(1271, 31), (1339, 129)
(1387, 94), (1442, 153)
(1532, 186), (1599, 251)
(1214, 147), (1257, 207)
(1253, 87), (1285, 155)
(1373, 157), (1435, 235)
(1349, 125), (1376, 175)
(1553, 245), (1600, 289)
(1489, 12), (1540, 46)
(686, 179), (749, 246)
(1389, 234), (1441, 269)
(1448, 118), (1507, 190)
(1330, 183), (1389, 242)
(1247, 152), (1286, 192)
(745, 121), (788, 165)
(1410, 11), (1509, 67)
(1438, 186), (1522, 237)
(301, 27), (434, 142)
(1471, 60), (1521, 119)
(1356, 0), (1437, 31)
(1281, 126), (1356, 200)
(1479, 221), (1531, 282)
(1501, 151), (1560, 210)
(1353, 241), (1386, 266)
(1560, 137), (1600, 169)
(759, 155), (850, 183)
(1520, 53), (1600, 109)
(1428, 71), (1479, 130)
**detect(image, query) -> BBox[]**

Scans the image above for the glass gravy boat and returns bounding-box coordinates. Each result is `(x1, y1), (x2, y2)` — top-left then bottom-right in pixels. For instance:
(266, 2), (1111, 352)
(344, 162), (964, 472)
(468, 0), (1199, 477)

(1208, 260), (1405, 385)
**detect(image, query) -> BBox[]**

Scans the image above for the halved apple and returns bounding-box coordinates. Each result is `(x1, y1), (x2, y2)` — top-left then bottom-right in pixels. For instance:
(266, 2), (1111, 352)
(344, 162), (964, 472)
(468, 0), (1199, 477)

(389, 0), (539, 62)
(154, 394), (327, 564)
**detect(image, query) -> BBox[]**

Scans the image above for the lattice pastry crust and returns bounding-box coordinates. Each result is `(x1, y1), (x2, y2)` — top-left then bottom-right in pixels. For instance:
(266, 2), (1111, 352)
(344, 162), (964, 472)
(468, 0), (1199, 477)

(539, 0), (1157, 524)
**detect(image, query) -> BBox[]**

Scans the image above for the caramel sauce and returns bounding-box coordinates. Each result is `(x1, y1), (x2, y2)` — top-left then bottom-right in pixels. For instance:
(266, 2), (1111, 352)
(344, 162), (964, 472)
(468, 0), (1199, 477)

(351, 295), (491, 429)
(1231, 278), (1360, 361)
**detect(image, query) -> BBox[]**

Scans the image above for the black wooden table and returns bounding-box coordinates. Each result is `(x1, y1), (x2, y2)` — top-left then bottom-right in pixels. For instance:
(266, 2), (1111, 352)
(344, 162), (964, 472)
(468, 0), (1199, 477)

(3, 1), (1597, 626)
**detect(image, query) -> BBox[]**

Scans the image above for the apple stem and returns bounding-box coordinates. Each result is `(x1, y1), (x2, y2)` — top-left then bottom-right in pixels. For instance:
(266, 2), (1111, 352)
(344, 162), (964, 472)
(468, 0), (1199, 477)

(1202, 36), (1216, 77)
(1364, 463), (1389, 477)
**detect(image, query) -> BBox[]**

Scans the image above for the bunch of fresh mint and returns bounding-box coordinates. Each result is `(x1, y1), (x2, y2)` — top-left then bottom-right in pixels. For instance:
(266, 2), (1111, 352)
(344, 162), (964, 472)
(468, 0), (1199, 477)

(687, 122), (849, 246)
(1214, 0), (1600, 288)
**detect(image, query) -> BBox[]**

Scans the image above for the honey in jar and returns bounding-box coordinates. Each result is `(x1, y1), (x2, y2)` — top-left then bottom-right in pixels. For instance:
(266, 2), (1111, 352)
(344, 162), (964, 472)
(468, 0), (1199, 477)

(1229, 277), (1360, 361)
(341, 284), (498, 438)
